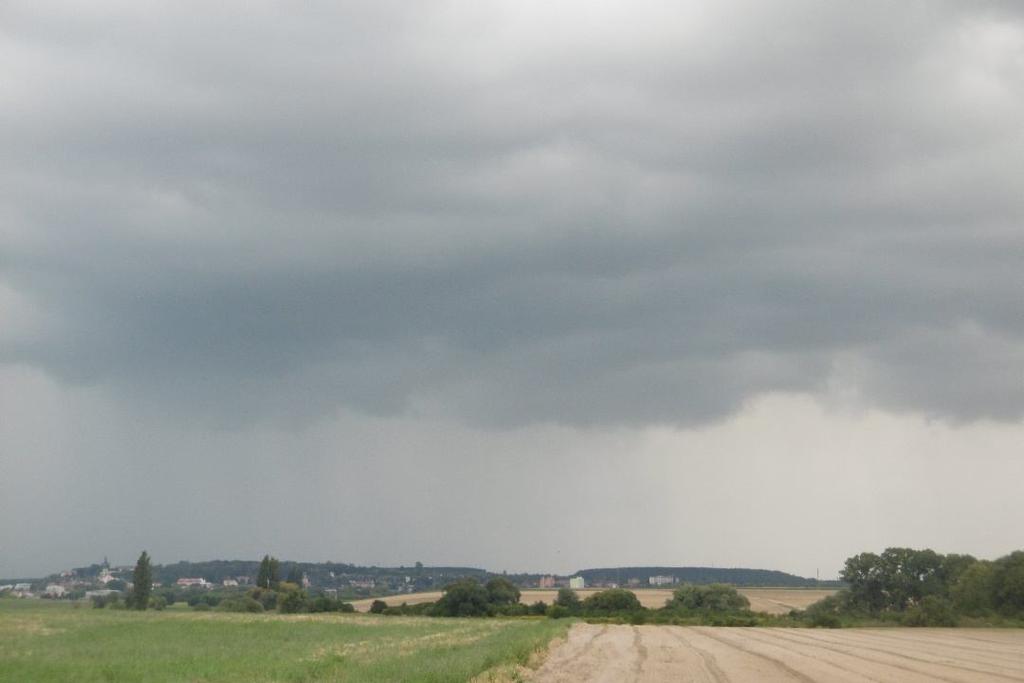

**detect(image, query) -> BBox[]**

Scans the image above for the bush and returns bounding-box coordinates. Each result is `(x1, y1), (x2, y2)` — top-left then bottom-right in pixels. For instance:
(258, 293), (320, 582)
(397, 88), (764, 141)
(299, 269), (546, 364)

(705, 614), (758, 627)
(952, 561), (995, 615)
(187, 593), (222, 608)
(91, 594), (119, 609)
(902, 596), (958, 627)
(192, 602), (212, 611)
(381, 601), (435, 616)
(528, 600), (548, 616)
(666, 584), (749, 613)
(157, 588), (177, 606)
(248, 588), (278, 611)
(491, 602), (523, 616)
(433, 579), (494, 617)
(554, 588), (581, 611)
(809, 612), (841, 628)
(546, 604), (570, 619)
(149, 596), (167, 611)
(583, 589), (642, 614)
(802, 593), (848, 628)
(369, 599), (388, 614)
(277, 585), (308, 614)
(485, 577), (521, 606)
(217, 597), (264, 613)
(307, 596), (352, 613)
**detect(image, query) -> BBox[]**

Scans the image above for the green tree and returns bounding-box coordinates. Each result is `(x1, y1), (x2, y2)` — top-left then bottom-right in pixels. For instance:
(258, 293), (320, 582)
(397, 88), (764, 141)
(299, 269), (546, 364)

(257, 555), (281, 589)
(667, 584), (750, 612)
(841, 548), (944, 613)
(938, 553), (977, 593)
(485, 577), (521, 606)
(257, 556), (271, 589)
(879, 547), (943, 609)
(993, 551), (1024, 615)
(131, 551), (153, 610)
(433, 579), (492, 617)
(951, 561), (995, 615)
(269, 557), (281, 588)
(554, 588), (581, 611)
(582, 588), (642, 614)
(369, 599), (388, 614)
(286, 565), (303, 585)
(276, 583), (307, 613)
(901, 595), (958, 627)
(840, 552), (885, 612)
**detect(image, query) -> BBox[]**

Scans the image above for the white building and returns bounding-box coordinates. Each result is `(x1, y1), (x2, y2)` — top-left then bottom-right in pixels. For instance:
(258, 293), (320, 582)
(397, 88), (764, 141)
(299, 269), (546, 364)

(648, 575), (675, 586)
(222, 579), (239, 587)
(176, 578), (210, 588)
(14, 583), (32, 592)
(44, 584), (66, 597)
(568, 576), (585, 589)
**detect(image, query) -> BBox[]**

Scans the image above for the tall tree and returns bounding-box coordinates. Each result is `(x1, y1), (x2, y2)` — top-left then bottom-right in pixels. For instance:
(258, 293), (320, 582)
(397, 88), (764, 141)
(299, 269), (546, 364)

(269, 557), (281, 589)
(257, 555), (271, 589)
(132, 551), (153, 610)
(257, 555), (281, 589)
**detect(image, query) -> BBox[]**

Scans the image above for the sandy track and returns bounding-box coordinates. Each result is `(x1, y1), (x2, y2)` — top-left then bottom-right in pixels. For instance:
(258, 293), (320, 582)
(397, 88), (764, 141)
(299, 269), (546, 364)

(528, 624), (1024, 682)
(351, 589), (836, 614)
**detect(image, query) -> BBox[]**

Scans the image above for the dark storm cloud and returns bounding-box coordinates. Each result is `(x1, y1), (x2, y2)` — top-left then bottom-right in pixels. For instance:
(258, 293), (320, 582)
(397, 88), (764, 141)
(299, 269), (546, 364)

(2, 0), (1023, 427)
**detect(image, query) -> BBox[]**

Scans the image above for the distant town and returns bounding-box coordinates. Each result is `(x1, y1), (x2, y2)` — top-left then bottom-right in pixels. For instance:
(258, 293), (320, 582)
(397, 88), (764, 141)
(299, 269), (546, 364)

(0, 558), (838, 603)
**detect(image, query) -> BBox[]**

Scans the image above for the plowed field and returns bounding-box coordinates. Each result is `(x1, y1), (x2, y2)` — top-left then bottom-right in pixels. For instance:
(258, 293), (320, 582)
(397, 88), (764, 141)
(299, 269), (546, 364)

(529, 623), (1024, 682)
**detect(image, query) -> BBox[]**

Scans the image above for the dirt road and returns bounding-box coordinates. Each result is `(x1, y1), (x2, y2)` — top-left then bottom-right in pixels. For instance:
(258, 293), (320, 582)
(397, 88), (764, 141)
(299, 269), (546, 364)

(528, 623), (1024, 682)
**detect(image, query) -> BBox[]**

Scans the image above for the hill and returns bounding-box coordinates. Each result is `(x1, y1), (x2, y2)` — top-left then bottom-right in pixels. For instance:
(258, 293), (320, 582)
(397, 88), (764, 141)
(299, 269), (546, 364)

(573, 566), (842, 587)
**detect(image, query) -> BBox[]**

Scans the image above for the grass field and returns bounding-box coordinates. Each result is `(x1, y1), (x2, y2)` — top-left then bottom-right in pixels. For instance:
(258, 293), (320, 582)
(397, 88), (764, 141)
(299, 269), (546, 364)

(0, 600), (569, 682)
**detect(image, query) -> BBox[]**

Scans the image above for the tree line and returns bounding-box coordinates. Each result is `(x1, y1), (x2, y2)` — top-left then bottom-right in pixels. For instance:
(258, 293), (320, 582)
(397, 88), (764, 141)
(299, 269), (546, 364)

(805, 547), (1024, 627)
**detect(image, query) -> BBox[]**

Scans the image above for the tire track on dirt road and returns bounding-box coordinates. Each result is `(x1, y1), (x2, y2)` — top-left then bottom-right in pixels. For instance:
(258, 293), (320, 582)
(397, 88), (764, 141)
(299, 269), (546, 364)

(664, 628), (732, 683)
(849, 629), (1024, 656)
(558, 624), (609, 671)
(804, 629), (1024, 682)
(631, 625), (648, 681)
(733, 628), (895, 683)
(693, 628), (818, 682)
(819, 629), (1024, 669)
(762, 628), (1022, 683)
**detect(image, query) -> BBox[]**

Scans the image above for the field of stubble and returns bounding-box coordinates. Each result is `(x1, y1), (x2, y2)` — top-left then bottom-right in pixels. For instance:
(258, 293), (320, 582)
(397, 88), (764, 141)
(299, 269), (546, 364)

(530, 623), (1024, 682)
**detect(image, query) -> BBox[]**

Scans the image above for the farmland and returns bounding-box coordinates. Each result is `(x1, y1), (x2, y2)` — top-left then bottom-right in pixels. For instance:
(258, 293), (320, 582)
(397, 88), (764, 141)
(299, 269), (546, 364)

(532, 623), (1024, 682)
(0, 600), (568, 682)
(350, 588), (838, 615)
(4, 598), (1024, 682)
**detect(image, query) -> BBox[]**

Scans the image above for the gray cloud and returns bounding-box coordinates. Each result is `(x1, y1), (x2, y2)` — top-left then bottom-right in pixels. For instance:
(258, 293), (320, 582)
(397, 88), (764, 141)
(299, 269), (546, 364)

(2, 0), (1023, 430)
(4, 1), (1024, 579)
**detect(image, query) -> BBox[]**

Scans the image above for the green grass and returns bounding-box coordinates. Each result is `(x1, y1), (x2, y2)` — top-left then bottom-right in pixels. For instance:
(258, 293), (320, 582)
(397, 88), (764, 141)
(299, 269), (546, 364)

(0, 600), (570, 682)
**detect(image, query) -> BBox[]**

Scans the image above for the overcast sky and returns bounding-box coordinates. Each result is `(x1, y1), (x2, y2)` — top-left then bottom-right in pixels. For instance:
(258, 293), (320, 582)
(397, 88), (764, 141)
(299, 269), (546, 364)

(2, 1), (1023, 579)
